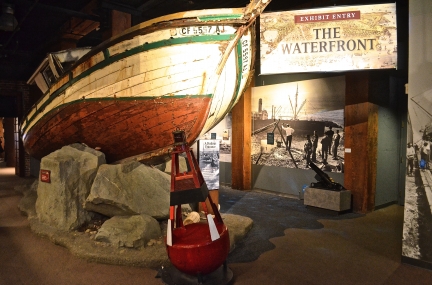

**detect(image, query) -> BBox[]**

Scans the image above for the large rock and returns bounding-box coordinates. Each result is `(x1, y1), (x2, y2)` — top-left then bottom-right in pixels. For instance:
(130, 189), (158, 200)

(221, 214), (254, 252)
(84, 161), (170, 219)
(95, 215), (162, 248)
(18, 180), (38, 218)
(35, 144), (106, 231)
(19, 183), (254, 268)
(161, 155), (188, 174)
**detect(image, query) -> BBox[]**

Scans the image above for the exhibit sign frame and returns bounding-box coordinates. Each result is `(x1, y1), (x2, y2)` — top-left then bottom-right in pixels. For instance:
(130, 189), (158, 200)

(198, 140), (220, 190)
(260, 3), (397, 74)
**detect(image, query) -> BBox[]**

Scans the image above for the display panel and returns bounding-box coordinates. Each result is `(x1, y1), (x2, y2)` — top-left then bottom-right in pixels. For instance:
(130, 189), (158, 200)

(198, 140), (220, 190)
(260, 3), (397, 74)
(251, 76), (345, 172)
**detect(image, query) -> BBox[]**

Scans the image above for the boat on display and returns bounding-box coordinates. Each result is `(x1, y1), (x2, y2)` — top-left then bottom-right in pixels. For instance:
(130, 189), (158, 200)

(22, 0), (271, 164)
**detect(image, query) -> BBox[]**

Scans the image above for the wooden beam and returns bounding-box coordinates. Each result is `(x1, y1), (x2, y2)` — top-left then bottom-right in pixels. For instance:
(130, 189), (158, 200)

(102, 9), (132, 40)
(344, 72), (378, 213)
(231, 80), (252, 190)
(51, 0), (100, 51)
(111, 10), (132, 37)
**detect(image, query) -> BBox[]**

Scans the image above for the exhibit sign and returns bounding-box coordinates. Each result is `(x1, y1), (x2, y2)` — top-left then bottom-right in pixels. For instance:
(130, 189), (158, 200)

(260, 3), (397, 74)
(200, 112), (232, 162)
(40, 169), (51, 183)
(198, 140), (220, 190)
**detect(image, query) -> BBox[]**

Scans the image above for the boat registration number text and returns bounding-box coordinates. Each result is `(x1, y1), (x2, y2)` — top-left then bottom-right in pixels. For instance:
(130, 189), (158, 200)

(241, 38), (250, 77)
(176, 26), (227, 36)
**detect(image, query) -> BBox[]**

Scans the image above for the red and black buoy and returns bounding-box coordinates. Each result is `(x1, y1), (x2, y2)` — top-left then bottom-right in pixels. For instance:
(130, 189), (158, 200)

(165, 129), (230, 278)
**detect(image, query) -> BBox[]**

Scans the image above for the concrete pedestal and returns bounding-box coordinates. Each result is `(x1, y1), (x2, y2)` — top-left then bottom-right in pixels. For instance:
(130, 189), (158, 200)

(304, 187), (352, 212)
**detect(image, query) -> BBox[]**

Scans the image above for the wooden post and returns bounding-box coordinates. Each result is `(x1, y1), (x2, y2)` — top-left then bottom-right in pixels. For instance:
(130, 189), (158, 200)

(102, 10), (131, 40)
(231, 80), (252, 190)
(344, 72), (378, 213)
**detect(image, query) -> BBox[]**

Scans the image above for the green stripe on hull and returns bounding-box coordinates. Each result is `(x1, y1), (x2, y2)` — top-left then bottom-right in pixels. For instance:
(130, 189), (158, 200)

(198, 14), (243, 21)
(23, 33), (235, 133)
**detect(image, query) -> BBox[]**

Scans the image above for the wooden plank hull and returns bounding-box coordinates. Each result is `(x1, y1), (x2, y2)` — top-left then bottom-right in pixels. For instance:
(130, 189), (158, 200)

(21, 2), (268, 163)
(23, 96), (211, 163)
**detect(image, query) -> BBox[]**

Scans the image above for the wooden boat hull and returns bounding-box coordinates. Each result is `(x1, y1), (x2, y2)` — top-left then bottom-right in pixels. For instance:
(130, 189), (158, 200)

(23, 96), (211, 163)
(22, 2), (268, 164)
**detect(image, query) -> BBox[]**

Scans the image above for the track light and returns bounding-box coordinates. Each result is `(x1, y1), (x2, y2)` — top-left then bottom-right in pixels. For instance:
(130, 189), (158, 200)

(0, 3), (18, 32)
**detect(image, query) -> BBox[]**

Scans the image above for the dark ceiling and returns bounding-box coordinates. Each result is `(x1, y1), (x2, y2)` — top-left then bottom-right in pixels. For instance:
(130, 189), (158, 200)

(0, 0), (405, 82)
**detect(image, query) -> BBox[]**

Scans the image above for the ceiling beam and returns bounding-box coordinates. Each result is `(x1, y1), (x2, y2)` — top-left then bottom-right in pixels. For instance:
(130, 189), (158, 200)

(22, 0), (100, 21)
(59, 0), (100, 42)
(137, 0), (162, 11)
(100, 1), (142, 16)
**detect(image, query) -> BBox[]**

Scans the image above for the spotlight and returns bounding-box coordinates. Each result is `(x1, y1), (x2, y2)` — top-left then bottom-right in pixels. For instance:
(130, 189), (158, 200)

(0, 3), (18, 32)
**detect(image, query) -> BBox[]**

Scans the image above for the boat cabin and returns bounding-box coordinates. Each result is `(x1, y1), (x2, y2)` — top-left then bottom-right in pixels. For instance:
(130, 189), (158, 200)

(27, 47), (92, 94)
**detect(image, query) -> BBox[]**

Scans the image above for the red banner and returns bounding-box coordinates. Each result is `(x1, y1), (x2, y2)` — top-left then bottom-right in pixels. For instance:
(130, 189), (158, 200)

(295, 11), (360, 23)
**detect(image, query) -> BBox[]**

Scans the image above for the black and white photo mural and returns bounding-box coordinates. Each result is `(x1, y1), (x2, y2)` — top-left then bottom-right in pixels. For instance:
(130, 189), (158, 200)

(402, 0), (432, 268)
(251, 76), (345, 172)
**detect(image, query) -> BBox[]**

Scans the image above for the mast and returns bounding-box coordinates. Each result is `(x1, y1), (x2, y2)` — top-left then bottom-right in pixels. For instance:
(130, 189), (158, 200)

(289, 83), (306, 120)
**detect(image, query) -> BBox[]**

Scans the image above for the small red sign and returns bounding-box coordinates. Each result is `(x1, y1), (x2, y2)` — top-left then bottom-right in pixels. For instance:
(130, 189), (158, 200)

(40, 169), (51, 183)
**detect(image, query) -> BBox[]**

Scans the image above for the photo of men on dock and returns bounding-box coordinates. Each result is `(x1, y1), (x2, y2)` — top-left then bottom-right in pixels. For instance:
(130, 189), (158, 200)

(251, 76), (345, 172)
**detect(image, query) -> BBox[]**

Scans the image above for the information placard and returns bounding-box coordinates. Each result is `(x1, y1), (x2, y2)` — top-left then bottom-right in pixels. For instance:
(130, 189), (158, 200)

(40, 169), (51, 183)
(198, 140), (220, 190)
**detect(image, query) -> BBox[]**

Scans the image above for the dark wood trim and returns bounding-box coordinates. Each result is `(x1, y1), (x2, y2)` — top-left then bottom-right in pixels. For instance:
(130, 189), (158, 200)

(345, 71), (378, 213)
(231, 79), (252, 190)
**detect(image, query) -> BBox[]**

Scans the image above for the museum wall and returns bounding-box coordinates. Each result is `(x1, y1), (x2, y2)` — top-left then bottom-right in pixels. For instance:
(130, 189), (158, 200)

(205, 72), (345, 196)
(402, 0), (432, 270)
(372, 73), (406, 208)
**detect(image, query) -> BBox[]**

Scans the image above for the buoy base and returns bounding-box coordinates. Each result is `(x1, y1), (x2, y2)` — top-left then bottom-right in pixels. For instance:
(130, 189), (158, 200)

(158, 263), (234, 285)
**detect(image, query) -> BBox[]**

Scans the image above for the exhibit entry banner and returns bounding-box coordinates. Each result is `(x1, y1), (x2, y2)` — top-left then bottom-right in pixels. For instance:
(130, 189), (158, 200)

(198, 140), (220, 190)
(260, 3), (397, 74)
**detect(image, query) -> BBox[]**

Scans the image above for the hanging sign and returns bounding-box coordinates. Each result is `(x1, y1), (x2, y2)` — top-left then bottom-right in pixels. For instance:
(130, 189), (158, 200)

(260, 3), (397, 74)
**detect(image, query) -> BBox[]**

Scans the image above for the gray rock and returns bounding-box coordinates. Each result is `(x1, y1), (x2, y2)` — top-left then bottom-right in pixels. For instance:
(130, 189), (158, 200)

(18, 180), (38, 218)
(20, 186), (253, 268)
(35, 144), (105, 231)
(69, 143), (106, 165)
(95, 215), (162, 248)
(14, 178), (37, 193)
(221, 213), (254, 252)
(84, 161), (170, 219)
(159, 155), (189, 174)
